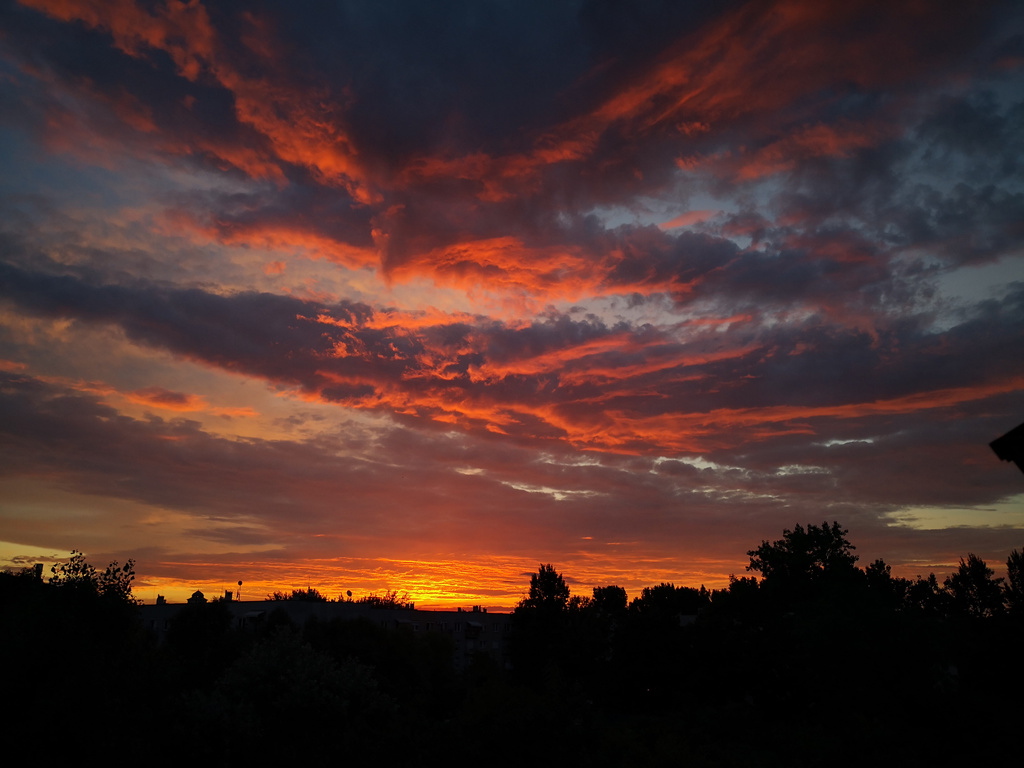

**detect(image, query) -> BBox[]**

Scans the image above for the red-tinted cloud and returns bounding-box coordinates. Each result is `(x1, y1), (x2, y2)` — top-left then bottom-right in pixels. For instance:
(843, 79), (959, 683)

(19, 0), (372, 199)
(126, 386), (205, 412)
(4, 263), (1022, 460)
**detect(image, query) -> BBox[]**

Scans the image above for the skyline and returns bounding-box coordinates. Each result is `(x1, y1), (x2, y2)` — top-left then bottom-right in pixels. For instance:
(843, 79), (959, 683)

(1, 0), (1023, 608)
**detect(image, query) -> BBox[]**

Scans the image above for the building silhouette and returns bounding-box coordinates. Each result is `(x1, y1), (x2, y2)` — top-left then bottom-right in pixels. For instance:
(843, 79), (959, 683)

(991, 421), (1024, 475)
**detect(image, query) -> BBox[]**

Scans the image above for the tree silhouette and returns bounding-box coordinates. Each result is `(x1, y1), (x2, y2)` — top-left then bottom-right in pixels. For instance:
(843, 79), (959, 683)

(49, 550), (138, 604)
(4, 551), (149, 755)
(510, 565), (572, 685)
(591, 585), (628, 617)
(747, 521), (858, 598)
(1006, 549), (1024, 616)
(48, 550), (97, 591)
(521, 563), (570, 612)
(864, 557), (912, 611)
(630, 583), (708, 620)
(10, 531), (1024, 763)
(906, 573), (948, 615)
(944, 554), (1004, 618)
(269, 587), (329, 602)
(356, 589), (413, 609)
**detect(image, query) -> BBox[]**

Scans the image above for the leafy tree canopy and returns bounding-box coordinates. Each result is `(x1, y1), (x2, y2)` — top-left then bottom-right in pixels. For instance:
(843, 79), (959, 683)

(49, 550), (138, 604)
(747, 521), (858, 589)
(356, 589), (414, 609)
(519, 563), (570, 612)
(630, 583), (708, 617)
(591, 585), (628, 616)
(269, 587), (329, 602)
(1006, 549), (1024, 615)
(944, 554), (1004, 618)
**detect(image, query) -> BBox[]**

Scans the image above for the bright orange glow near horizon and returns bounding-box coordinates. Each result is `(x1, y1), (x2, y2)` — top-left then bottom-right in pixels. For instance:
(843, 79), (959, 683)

(132, 554), (750, 610)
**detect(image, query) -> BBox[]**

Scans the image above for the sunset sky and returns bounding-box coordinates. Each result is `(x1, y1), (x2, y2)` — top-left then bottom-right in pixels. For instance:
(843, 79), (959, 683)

(1, 0), (1023, 608)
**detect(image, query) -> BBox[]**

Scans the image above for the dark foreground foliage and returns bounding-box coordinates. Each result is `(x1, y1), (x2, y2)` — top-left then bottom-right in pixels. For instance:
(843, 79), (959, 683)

(3, 530), (1022, 766)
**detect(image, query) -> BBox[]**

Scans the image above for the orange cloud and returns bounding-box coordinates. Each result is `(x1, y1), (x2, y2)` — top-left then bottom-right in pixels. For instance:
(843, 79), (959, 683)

(557, 344), (763, 388)
(659, 210), (720, 230)
(166, 213), (378, 272)
(359, 307), (487, 332)
(20, 0), (374, 201)
(105, 86), (158, 134)
(389, 236), (597, 302)
(588, 376), (1024, 454)
(122, 386), (257, 419)
(20, 0), (217, 80)
(212, 406), (260, 419)
(19, 54), (290, 185)
(189, 138), (288, 186)
(462, 332), (755, 390)
(400, 133), (599, 202)
(311, 326), (1024, 454)
(682, 313), (754, 328)
(586, 0), (918, 135)
(734, 121), (889, 180)
(125, 386), (206, 412)
(393, 0), (935, 209)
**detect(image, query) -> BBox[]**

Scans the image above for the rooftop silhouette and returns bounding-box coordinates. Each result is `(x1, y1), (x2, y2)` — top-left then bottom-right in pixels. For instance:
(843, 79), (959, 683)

(991, 421), (1024, 475)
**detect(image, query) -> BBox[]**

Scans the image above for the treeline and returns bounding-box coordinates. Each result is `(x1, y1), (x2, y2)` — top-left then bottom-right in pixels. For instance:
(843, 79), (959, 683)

(1, 556), (449, 763)
(2, 524), (1021, 766)
(268, 586), (415, 608)
(507, 522), (1023, 765)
